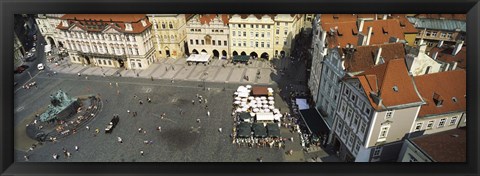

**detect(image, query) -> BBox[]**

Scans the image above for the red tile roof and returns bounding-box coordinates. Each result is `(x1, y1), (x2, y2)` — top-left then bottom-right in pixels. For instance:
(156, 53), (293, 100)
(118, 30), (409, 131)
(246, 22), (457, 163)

(238, 14), (276, 20)
(414, 70), (466, 118)
(321, 14), (418, 48)
(199, 14), (229, 26)
(343, 43), (406, 73)
(411, 128), (466, 162)
(356, 59), (423, 110)
(57, 14), (151, 34)
(429, 46), (466, 69)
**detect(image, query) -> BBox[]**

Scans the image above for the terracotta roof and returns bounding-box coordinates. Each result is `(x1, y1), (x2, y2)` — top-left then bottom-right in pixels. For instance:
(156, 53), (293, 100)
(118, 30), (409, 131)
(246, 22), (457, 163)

(414, 14), (467, 21)
(356, 59), (423, 110)
(57, 14), (151, 34)
(429, 46), (466, 69)
(321, 14), (418, 48)
(414, 70), (466, 118)
(410, 127), (466, 162)
(198, 14), (229, 26)
(343, 43), (406, 73)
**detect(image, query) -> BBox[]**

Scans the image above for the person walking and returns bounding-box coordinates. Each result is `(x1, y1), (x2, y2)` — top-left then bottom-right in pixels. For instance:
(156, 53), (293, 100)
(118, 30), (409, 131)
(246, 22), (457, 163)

(77, 73), (81, 77)
(85, 126), (90, 131)
(53, 153), (58, 160)
(24, 155), (29, 161)
(147, 97), (151, 103)
(95, 128), (99, 134)
(140, 150), (144, 156)
(115, 82), (119, 87)
(157, 126), (161, 132)
(74, 146), (79, 151)
(207, 111), (210, 117)
(192, 99), (195, 105)
(218, 128), (222, 133)
(117, 137), (123, 143)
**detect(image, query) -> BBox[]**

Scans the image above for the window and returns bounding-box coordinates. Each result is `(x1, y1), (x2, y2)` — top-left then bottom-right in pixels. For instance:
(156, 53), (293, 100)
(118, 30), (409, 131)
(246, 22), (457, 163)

(276, 29), (279, 34)
(385, 111), (393, 119)
(408, 154), (418, 162)
(250, 41), (254, 47)
(350, 94), (356, 102)
(344, 88), (350, 95)
(360, 121), (367, 134)
(224, 41), (227, 46)
(378, 126), (390, 139)
(233, 31), (236, 36)
(255, 32), (259, 37)
(336, 120), (343, 133)
(267, 32), (270, 38)
(195, 40), (199, 45)
(348, 133), (355, 147)
(438, 118), (446, 128)
(364, 108), (371, 116)
(238, 31), (241, 37)
(267, 25), (270, 29)
(262, 25), (264, 28)
(354, 143), (361, 154)
(261, 42), (264, 48)
(449, 117), (457, 126)
(255, 42), (259, 47)
(425, 31), (431, 37)
(243, 32), (246, 37)
(346, 108), (353, 123)
(342, 126), (349, 139)
(212, 40), (216, 45)
(108, 60), (112, 65)
(267, 42), (270, 48)
(446, 33), (453, 39)
(201, 40), (205, 45)
(353, 115), (360, 127)
(373, 147), (382, 157)
(431, 31), (438, 37)
(440, 32), (446, 38)
(415, 122), (423, 131)
(426, 120), (434, 129)
(284, 22), (288, 26)
(190, 39), (193, 45)
(284, 30), (288, 35)
(243, 41), (246, 47)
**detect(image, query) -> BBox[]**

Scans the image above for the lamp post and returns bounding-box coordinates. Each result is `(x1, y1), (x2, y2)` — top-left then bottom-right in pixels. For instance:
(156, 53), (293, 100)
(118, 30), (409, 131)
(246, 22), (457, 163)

(27, 71), (32, 79)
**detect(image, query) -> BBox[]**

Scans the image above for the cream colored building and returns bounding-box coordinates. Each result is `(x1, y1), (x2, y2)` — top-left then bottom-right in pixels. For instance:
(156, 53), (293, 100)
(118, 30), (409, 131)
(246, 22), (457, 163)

(148, 14), (189, 59)
(186, 14), (230, 59)
(228, 14), (304, 60)
(35, 14), (64, 47)
(57, 14), (156, 70)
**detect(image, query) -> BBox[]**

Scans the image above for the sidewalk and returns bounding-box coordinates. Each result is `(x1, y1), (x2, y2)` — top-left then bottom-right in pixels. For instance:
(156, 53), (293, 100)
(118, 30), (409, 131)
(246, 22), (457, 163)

(46, 57), (278, 85)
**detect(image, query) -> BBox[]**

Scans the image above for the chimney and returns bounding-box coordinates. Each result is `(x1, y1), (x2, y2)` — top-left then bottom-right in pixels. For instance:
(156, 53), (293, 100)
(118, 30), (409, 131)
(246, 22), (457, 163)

(432, 51), (438, 60)
(366, 27), (373, 46)
(358, 34), (366, 46)
(321, 30), (327, 42)
(438, 40), (444, 48)
(375, 47), (383, 65)
(375, 14), (378, 20)
(419, 44), (427, 54)
(452, 62), (458, 70)
(452, 40), (464, 56)
(383, 14), (388, 20)
(358, 19), (365, 33)
(444, 63), (450, 72)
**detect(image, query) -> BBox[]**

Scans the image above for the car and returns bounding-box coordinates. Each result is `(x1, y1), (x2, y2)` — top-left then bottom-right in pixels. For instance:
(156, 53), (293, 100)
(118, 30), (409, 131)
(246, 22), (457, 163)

(105, 116), (120, 134)
(37, 63), (45, 70)
(14, 65), (29, 74)
(31, 47), (36, 52)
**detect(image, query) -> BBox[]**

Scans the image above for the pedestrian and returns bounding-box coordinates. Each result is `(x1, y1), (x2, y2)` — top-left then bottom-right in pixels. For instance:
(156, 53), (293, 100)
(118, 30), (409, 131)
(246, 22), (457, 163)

(95, 128), (99, 134)
(196, 119), (200, 123)
(117, 90), (120, 95)
(117, 137), (123, 143)
(140, 150), (144, 156)
(85, 76), (88, 80)
(77, 73), (81, 77)
(199, 99), (202, 104)
(192, 100), (195, 105)
(196, 94), (199, 98)
(218, 128), (222, 133)
(24, 155), (29, 161)
(147, 97), (151, 103)
(139, 100), (143, 105)
(151, 76), (154, 81)
(53, 153), (58, 160)
(136, 73), (139, 77)
(205, 99), (208, 104)
(207, 111), (210, 117)
(205, 105), (208, 109)
(138, 128), (142, 133)
(103, 73), (106, 77)
(127, 110), (131, 114)
(109, 82), (112, 86)
(75, 146), (79, 151)
(258, 157), (263, 162)
(66, 152), (71, 158)
(157, 126), (161, 132)
(116, 82), (119, 87)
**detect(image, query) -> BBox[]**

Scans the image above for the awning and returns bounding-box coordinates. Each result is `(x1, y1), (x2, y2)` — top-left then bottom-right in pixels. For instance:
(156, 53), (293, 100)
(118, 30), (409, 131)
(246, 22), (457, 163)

(299, 109), (330, 136)
(266, 123), (281, 138)
(237, 123), (252, 138)
(44, 44), (52, 53)
(252, 123), (267, 138)
(233, 55), (250, 62)
(296, 98), (309, 110)
(186, 52), (211, 62)
(256, 112), (275, 121)
(251, 86), (269, 96)
(239, 112), (253, 121)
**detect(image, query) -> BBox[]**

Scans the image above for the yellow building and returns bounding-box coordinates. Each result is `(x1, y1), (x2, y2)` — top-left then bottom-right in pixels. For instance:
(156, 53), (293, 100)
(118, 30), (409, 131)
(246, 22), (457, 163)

(148, 14), (190, 59)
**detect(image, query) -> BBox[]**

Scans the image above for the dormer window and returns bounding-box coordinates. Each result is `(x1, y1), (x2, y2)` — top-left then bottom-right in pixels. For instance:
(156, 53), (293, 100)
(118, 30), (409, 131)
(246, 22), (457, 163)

(452, 97), (458, 103)
(433, 92), (443, 107)
(125, 23), (133, 31)
(141, 20), (147, 27)
(392, 86), (399, 92)
(62, 20), (69, 27)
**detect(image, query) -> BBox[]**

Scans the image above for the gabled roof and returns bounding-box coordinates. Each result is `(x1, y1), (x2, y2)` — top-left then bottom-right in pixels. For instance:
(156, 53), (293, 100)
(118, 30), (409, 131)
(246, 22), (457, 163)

(407, 17), (466, 32)
(429, 46), (467, 69)
(57, 14), (151, 34)
(238, 14), (276, 20)
(410, 127), (466, 162)
(198, 14), (229, 26)
(356, 59), (423, 110)
(414, 14), (467, 21)
(414, 70), (466, 118)
(343, 43), (406, 73)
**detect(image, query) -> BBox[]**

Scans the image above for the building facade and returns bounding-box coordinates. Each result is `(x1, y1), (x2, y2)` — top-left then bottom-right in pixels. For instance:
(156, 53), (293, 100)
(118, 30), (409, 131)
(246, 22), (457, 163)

(404, 42), (444, 76)
(14, 33), (25, 68)
(228, 14), (304, 60)
(331, 59), (425, 162)
(148, 14), (189, 59)
(308, 14), (328, 106)
(407, 15), (466, 48)
(186, 14), (230, 59)
(35, 14), (65, 47)
(57, 14), (156, 70)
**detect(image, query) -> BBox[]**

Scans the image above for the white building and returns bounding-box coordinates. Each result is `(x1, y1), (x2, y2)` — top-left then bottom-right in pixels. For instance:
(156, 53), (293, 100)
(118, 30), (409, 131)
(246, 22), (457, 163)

(57, 14), (156, 70)
(35, 14), (65, 47)
(148, 14), (189, 59)
(405, 40), (443, 76)
(186, 14), (230, 59)
(228, 14), (304, 60)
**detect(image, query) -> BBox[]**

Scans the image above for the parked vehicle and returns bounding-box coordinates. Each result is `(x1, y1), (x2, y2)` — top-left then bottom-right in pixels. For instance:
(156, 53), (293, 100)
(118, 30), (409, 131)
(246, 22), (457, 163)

(105, 116), (120, 133)
(14, 65), (29, 74)
(37, 63), (45, 70)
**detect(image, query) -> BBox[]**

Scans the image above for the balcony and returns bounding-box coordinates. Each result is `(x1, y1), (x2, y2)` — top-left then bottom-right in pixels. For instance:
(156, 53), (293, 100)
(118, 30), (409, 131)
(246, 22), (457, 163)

(77, 51), (127, 60)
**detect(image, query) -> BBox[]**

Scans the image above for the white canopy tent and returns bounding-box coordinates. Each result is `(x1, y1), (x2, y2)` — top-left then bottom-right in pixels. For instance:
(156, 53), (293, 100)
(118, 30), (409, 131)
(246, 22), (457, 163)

(256, 112), (275, 122)
(186, 52), (211, 63)
(296, 98), (310, 110)
(44, 44), (52, 53)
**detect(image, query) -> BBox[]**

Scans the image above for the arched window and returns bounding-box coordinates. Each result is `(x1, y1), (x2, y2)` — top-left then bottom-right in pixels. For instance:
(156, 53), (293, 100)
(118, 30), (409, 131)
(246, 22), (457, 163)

(162, 23), (166, 29)
(425, 66), (431, 75)
(169, 22), (173, 29)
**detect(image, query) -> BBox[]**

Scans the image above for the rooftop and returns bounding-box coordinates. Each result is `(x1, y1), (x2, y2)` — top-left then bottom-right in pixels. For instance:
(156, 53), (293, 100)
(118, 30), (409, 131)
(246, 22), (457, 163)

(413, 14), (467, 21)
(410, 127), (466, 162)
(356, 59), (423, 110)
(198, 14), (229, 26)
(414, 70), (466, 118)
(342, 42), (406, 73)
(57, 14), (151, 34)
(407, 17), (466, 32)
(429, 46), (467, 69)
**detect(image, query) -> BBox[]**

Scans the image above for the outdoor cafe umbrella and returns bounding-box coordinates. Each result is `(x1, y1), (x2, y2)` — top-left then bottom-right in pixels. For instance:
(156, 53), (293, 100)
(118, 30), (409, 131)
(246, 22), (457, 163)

(251, 104), (258, 108)
(267, 88), (274, 93)
(268, 97), (274, 100)
(234, 101), (241, 104)
(235, 108), (242, 112)
(246, 85), (252, 89)
(253, 123), (268, 138)
(268, 105), (275, 110)
(262, 100), (268, 104)
(261, 96), (267, 100)
(250, 112), (256, 117)
(241, 98), (248, 102)
(248, 96), (254, 100)
(235, 97), (241, 100)
(273, 109), (280, 114)
(263, 105), (269, 109)
(266, 123), (281, 138)
(253, 108), (260, 113)
(259, 109), (265, 113)
(269, 101), (275, 105)
(237, 123), (252, 138)
(234, 92), (239, 95)
(264, 109), (271, 112)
